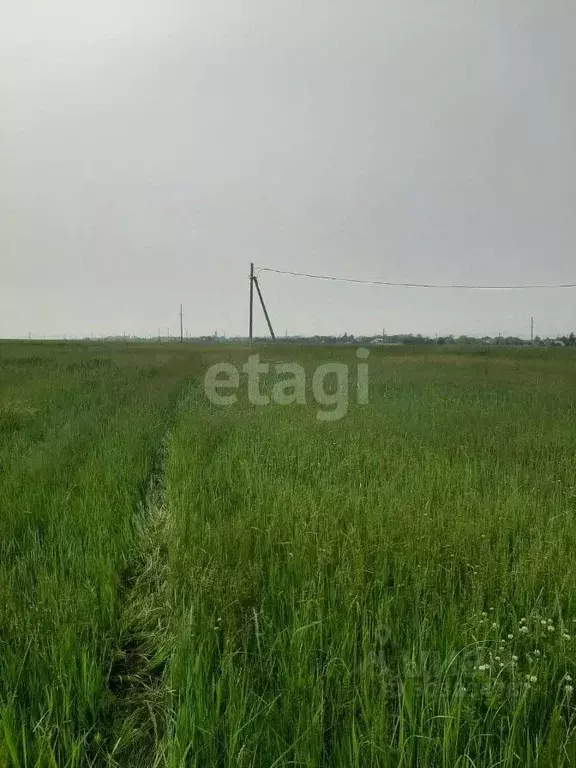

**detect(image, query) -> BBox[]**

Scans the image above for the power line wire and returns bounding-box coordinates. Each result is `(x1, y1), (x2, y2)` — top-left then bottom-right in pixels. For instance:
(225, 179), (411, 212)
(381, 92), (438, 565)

(256, 266), (576, 291)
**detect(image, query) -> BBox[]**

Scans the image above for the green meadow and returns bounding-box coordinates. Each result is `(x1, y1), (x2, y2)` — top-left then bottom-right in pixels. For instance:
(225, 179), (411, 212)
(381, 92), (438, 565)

(1, 341), (576, 767)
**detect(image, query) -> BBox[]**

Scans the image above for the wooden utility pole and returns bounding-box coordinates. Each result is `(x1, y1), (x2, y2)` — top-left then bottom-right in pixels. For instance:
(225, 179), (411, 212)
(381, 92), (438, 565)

(248, 262), (275, 340)
(531, 316), (535, 344)
(180, 303), (184, 343)
(249, 262), (254, 340)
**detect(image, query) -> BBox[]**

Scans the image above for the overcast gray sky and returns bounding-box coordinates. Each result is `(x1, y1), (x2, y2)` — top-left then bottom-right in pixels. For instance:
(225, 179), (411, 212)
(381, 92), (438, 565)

(2, 0), (575, 339)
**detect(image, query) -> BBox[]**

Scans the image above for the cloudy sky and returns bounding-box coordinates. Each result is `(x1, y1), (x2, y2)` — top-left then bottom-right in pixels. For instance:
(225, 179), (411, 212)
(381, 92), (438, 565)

(2, 0), (575, 339)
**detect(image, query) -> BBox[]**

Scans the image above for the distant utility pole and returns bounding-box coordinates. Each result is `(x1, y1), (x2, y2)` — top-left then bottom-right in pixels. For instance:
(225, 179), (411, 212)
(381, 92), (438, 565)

(249, 262), (254, 340)
(248, 262), (276, 340)
(180, 303), (184, 343)
(530, 316), (535, 344)
(382, 326), (386, 350)
(247, 263), (275, 340)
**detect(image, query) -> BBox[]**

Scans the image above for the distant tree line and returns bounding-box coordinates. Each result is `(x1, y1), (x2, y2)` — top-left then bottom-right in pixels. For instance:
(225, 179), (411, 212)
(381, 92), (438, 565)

(272, 331), (576, 347)
(88, 331), (576, 347)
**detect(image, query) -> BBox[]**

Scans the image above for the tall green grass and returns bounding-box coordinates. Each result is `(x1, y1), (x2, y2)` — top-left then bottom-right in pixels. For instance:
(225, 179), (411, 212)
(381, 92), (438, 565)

(0, 343), (201, 766)
(2, 343), (576, 766)
(151, 348), (576, 766)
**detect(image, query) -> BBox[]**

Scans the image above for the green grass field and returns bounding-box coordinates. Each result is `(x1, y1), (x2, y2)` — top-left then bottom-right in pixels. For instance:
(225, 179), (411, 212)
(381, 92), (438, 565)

(1, 341), (576, 767)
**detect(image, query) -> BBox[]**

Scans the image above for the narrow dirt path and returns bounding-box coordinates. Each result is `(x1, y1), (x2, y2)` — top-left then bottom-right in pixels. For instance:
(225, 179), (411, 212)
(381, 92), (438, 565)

(101, 385), (199, 767)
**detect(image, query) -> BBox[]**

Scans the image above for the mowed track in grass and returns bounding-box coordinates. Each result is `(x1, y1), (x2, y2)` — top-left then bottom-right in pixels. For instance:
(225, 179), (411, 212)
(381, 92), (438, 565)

(1, 342), (576, 766)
